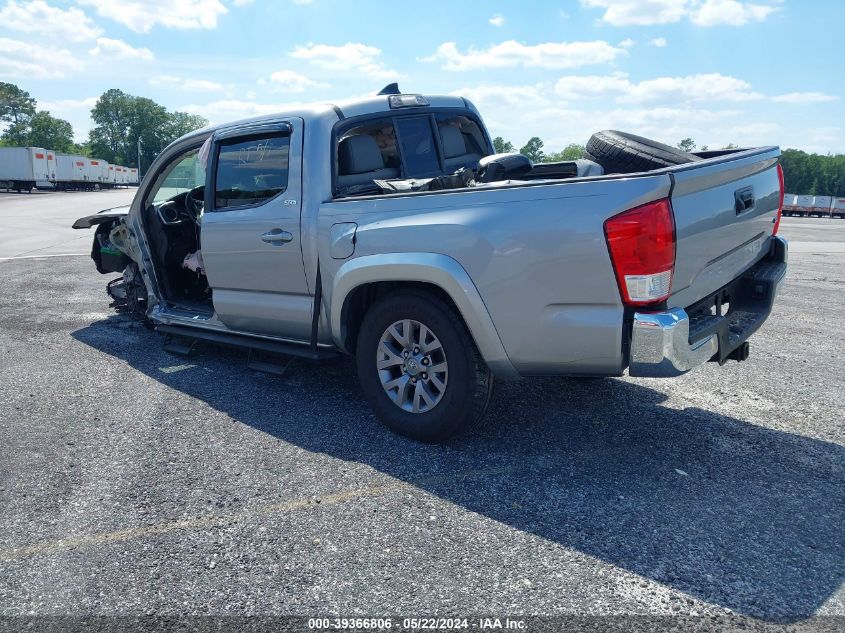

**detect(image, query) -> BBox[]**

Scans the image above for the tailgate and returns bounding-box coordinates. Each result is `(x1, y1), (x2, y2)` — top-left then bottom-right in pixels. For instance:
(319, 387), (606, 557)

(668, 147), (781, 309)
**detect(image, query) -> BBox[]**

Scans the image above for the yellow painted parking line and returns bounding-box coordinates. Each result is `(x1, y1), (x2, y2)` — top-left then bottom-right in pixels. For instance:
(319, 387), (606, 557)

(0, 466), (519, 562)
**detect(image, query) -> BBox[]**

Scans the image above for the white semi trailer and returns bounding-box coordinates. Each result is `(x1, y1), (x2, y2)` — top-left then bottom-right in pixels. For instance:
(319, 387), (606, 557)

(1, 146), (140, 192)
(0, 147), (52, 192)
(782, 193), (843, 218)
(86, 158), (105, 187)
(55, 154), (96, 191)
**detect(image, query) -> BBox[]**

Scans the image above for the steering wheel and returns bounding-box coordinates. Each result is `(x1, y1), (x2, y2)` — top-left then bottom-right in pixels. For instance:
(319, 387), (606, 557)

(185, 185), (205, 221)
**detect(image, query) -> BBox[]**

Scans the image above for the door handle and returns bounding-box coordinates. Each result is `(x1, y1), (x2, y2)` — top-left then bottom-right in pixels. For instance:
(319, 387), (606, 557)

(261, 229), (293, 244)
(734, 186), (755, 214)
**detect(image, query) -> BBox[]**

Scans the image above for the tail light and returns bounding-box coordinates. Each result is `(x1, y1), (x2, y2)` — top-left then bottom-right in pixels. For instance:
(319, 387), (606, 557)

(604, 198), (676, 306)
(774, 163), (784, 235)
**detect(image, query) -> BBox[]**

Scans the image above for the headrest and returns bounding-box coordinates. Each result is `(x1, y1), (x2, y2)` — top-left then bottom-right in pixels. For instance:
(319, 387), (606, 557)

(439, 126), (467, 158)
(338, 135), (385, 174)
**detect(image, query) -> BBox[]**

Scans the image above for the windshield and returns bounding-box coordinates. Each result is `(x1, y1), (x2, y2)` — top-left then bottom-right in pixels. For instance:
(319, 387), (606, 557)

(152, 150), (206, 204)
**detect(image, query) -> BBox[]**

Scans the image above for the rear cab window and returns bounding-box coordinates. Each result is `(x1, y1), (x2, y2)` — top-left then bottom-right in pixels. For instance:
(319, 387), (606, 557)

(213, 133), (290, 210)
(394, 116), (441, 176)
(333, 110), (491, 198)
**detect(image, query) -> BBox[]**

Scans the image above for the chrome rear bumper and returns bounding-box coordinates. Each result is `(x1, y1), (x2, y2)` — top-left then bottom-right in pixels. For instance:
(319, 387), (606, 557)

(628, 308), (718, 377)
(628, 236), (787, 378)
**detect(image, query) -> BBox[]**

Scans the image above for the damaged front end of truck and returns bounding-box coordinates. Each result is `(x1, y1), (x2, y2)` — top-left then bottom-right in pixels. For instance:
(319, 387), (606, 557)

(72, 207), (153, 318)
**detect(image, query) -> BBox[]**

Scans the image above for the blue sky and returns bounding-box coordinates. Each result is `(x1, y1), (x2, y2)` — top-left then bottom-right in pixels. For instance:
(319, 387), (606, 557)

(0, 0), (842, 153)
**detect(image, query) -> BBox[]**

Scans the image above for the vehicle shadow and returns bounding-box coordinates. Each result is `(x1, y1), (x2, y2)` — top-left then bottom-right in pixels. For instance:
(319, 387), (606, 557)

(72, 316), (844, 622)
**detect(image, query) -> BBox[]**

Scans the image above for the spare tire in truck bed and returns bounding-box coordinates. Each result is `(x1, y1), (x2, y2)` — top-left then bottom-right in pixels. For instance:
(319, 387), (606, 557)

(586, 130), (701, 173)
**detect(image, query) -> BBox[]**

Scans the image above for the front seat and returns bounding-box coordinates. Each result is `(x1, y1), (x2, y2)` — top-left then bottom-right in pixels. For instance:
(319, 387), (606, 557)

(439, 126), (482, 172)
(337, 135), (399, 187)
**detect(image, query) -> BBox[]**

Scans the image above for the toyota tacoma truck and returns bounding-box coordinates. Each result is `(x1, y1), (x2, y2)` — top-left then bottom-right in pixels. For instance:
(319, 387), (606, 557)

(73, 87), (788, 442)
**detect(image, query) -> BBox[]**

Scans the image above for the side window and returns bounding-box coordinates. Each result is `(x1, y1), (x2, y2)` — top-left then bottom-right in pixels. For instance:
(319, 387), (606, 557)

(435, 115), (488, 171)
(214, 133), (290, 210)
(150, 149), (205, 204)
(395, 116), (440, 176)
(336, 120), (400, 190)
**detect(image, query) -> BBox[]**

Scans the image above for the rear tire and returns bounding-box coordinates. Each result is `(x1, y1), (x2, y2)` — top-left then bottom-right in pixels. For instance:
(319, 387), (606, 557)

(355, 291), (494, 443)
(586, 130), (701, 174)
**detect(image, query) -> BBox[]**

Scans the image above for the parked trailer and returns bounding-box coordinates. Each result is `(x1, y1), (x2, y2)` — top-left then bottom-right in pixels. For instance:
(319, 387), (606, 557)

(782, 193), (799, 216)
(96, 160), (111, 187)
(833, 198), (845, 219)
(1, 146), (139, 193)
(811, 195), (833, 218)
(0, 147), (51, 192)
(55, 154), (95, 191)
(793, 194), (815, 217)
(36, 150), (58, 189)
(87, 159), (105, 187)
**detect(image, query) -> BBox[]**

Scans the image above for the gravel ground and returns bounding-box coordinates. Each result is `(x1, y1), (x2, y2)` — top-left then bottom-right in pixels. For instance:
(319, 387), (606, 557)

(0, 216), (843, 631)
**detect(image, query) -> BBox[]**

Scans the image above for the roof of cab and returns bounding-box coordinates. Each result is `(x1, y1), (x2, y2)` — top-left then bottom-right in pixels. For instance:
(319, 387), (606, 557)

(180, 93), (472, 144)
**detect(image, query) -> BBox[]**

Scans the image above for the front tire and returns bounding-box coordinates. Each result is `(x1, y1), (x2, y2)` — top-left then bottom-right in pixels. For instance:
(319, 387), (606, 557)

(356, 292), (494, 443)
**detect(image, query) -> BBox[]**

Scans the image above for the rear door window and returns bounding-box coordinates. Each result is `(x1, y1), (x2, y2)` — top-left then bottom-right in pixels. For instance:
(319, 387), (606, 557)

(214, 133), (290, 210)
(395, 116), (440, 177)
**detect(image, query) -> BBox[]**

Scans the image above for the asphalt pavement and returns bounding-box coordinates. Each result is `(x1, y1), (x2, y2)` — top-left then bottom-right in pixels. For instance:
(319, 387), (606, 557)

(0, 192), (843, 629)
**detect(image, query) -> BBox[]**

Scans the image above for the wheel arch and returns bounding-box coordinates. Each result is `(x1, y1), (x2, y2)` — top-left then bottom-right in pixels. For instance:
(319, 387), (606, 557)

(329, 253), (518, 379)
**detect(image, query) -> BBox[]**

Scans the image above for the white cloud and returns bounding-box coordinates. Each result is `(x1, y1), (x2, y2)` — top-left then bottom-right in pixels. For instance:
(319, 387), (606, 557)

(452, 84), (550, 109)
(618, 38), (636, 48)
(772, 92), (840, 104)
(489, 14), (506, 26)
(259, 70), (328, 93)
(650, 37), (668, 47)
(38, 97), (99, 141)
(0, 37), (84, 78)
(554, 73), (633, 99)
(424, 40), (626, 71)
(179, 99), (307, 124)
(40, 96), (99, 112)
(581, 0), (779, 27)
(625, 73), (763, 102)
(232, 0), (253, 5)
(456, 75), (832, 153)
(150, 75), (229, 92)
(555, 72), (763, 103)
(89, 37), (154, 60)
(691, 0), (779, 26)
(0, 1), (102, 42)
(290, 42), (399, 79)
(581, 0), (689, 26)
(77, 0), (227, 33)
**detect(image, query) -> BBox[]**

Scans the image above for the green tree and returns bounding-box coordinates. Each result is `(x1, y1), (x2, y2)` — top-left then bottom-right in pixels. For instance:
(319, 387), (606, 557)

(129, 96), (172, 170)
(88, 90), (208, 171)
(27, 111), (75, 152)
(88, 88), (134, 163)
(167, 111), (209, 140)
(779, 149), (845, 196)
(520, 136), (545, 163)
(492, 136), (515, 154)
(0, 82), (37, 146)
(677, 138), (696, 152)
(543, 143), (586, 162)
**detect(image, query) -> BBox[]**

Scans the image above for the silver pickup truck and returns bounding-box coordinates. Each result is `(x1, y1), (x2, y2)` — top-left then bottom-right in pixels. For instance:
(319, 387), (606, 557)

(74, 88), (787, 442)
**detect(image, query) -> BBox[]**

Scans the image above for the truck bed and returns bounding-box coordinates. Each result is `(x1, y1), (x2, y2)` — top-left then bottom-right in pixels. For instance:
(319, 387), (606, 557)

(321, 145), (782, 375)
